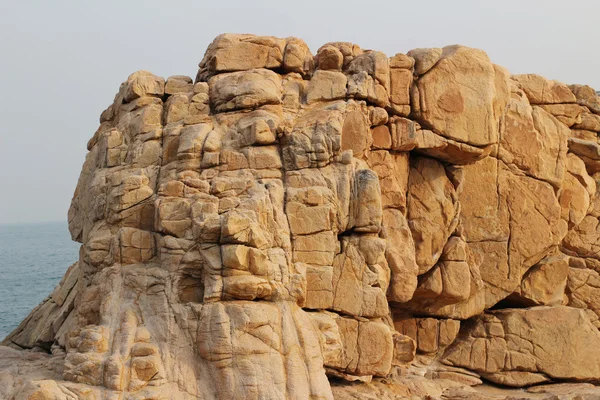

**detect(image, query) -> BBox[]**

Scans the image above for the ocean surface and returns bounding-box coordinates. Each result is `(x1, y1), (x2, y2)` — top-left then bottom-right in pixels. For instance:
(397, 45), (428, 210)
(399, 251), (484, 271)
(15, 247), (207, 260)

(0, 221), (80, 341)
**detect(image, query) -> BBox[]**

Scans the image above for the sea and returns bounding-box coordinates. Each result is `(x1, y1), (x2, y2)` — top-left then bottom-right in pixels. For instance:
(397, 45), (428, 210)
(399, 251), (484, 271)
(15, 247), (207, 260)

(0, 221), (80, 341)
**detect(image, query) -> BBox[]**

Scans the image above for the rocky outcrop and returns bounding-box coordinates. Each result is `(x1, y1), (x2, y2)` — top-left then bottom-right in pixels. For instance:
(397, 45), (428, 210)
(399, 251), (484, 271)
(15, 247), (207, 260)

(2, 33), (600, 399)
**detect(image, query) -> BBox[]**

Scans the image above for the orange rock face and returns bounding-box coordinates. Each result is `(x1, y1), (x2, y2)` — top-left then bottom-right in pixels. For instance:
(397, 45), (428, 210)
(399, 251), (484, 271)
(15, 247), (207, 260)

(3, 33), (600, 399)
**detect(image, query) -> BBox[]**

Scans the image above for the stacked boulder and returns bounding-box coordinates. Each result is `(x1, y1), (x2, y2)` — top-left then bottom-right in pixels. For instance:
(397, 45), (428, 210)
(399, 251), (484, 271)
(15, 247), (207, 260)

(3, 33), (600, 399)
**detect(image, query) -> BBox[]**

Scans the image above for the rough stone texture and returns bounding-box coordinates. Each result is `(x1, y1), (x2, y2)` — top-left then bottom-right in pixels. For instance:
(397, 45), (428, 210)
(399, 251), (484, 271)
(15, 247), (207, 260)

(410, 45), (510, 147)
(498, 87), (569, 188)
(3, 33), (600, 399)
(407, 156), (460, 275)
(512, 253), (569, 306)
(512, 74), (577, 105)
(394, 315), (460, 355)
(454, 156), (567, 313)
(443, 307), (600, 387)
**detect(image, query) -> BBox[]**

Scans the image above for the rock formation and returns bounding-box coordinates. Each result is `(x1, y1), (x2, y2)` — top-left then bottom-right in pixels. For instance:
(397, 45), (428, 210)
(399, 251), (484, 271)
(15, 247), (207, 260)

(3, 33), (600, 399)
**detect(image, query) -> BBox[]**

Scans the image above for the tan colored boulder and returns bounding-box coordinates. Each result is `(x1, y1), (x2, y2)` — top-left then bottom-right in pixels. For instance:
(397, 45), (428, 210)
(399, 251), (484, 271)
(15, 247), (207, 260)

(573, 111), (600, 132)
(407, 48), (442, 75)
(209, 68), (282, 112)
(306, 70), (348, 104)
(512, 74), (577, 104)
(351, 169), (383, 233)
(330, 235), (388, 318)
(281, 101), (344, 170)
(452, 156), (500, 239)
(347, 71), (389, 107)
(347, 51), (389, 91)
(156, 197), (192, 238)
(316, 45), (344, 71)
(366, 151), (409, 211)
(368, 106), (389, 126)
(389, 53), (414, 70)
(186, 82), (210, 124)
(164, 93), (190, 124)
(330, 316), (394, 377)
(407, 156), (459, 274)
(400, 235), (486, 319)
(307, 311), (344, 368)
(381, 208), (418, 303)
(562, 215), (600, 263)
(282, 36), (314, 75)
(293, 231), (337, 267)
(235, 110), (278, 145)
(389, 116), (418, 151)
(392, 333), (416, 366)
(164, 75), (193, 95)
(443, 307), (600, 387)
(341, 103), (372, 159)
(390, 117), (492, 164)
(571, 128), (599, 142)
(538, 103), (586, 127)
(512, 253), (569, 306)
(411, 46), (510, 146)
(319, 42), (363, 69)
(567, 266), (600, 328)
(568, 137), (600, 174)
(196, 302), (333, 399)
(559, 154), (596, 227)
(308, 310), (396, 379)
(122, 70), (165, 103)
(394, 316), (460, 355)
(113, 227), (156, 265)
(457, 157), (566, 309)
(411, 130), (492, 165)
(284, 173), (340, 234)
(498, 93), (568, 188)
(198, 33), (286, 79)
(526, 383), (600, 397)
(388, 53), (413, 116)
(11, 379), (98, 400)
(489, 168), (565, 307)
(569, 84), (600, 114)
(345, 51), (390, 108)
(371, 125), (391, 149)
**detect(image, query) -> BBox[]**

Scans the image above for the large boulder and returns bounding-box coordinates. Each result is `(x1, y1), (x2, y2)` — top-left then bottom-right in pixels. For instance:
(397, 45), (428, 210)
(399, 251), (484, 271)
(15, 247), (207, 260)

(209, 69), (282, 112)
(443, 307), (600, 387)
(197, 34), (313, 80)
(457, 157), (566, 310)
(411, 45), (510, 147)
(569, 84), (600, 114)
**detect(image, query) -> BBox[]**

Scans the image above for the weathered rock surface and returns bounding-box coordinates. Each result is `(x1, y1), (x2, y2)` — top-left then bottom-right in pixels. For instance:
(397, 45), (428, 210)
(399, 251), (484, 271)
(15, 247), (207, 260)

(443, 307), (600, 387)
(411, 45), (509, 147)
(3, 33), (600, 400)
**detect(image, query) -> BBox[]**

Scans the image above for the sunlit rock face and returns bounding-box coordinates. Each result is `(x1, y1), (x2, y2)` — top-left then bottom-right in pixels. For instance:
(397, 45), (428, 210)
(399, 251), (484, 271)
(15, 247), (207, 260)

(3, 33), (600, 400)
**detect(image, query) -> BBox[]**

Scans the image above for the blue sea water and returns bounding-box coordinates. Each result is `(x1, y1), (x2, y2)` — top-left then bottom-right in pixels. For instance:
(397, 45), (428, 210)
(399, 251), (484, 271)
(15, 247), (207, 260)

(0, 221), (80, 341)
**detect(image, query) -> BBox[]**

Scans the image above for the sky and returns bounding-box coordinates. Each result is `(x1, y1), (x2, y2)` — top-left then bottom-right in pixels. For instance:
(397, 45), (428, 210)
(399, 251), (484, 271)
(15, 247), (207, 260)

(0, 0), (599, 224)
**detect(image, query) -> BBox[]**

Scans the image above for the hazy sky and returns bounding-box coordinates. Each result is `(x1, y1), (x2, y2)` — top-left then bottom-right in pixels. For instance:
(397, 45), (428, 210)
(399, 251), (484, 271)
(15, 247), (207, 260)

(1, 0), (599, 224)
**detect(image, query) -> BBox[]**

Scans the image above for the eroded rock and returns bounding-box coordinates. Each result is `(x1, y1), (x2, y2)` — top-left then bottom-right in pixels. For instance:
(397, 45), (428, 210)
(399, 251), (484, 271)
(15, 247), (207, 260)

(443, 307), (600, 387)
(4, 33), (600, 400)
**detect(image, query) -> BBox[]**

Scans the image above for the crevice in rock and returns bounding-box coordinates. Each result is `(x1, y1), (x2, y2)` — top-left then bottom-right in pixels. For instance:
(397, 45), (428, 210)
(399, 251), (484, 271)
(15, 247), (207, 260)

(177, 269), (205, 304)
(337, 228), (357, 239)
(489, 294), (537, 310)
